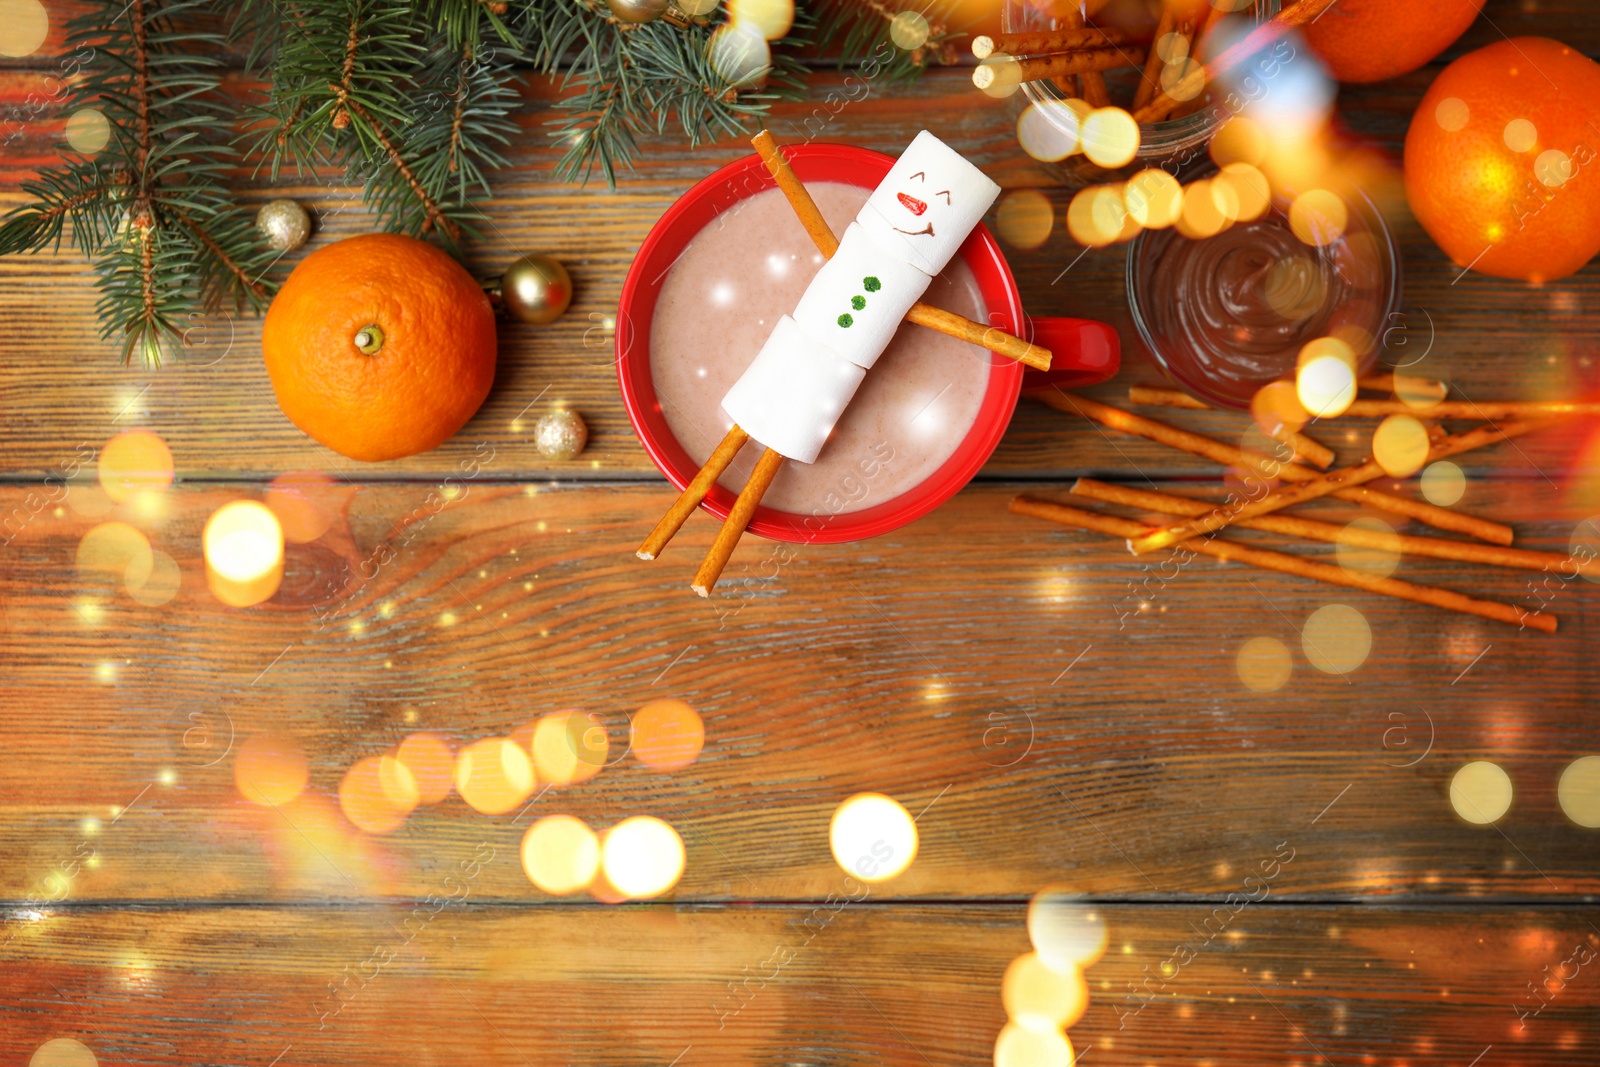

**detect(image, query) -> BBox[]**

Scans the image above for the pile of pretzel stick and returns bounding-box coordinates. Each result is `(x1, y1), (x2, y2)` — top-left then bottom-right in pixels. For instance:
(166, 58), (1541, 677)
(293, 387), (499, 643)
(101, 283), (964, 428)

(972, 0), (1340, 125)
(1011, 382), (1594, 632)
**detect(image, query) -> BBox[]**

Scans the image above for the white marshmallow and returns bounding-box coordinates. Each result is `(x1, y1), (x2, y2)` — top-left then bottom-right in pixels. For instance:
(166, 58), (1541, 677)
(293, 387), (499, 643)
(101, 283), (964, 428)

(720, 316), (866, 464)
(791, 222), (932, 370)
(855, 130), (1001, 277)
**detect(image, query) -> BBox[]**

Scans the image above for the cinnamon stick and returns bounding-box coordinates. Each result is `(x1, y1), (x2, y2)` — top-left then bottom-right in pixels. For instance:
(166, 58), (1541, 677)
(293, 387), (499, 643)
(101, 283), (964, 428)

(752, 130), (1052, 372)
(1128, 419), (1555, 555)
(1070, 479), (1580, 574)
(693, 447), (784, 597)
(1030, 390), (1514, 545)
(1125, 385), (1335, 468)
(972, 48), (1136, 91)
(638, 424), (750, 561)
(1133, 0), (1343, 124)
(971, 27), (1130, 59)
(1010, 495), (1557, 633)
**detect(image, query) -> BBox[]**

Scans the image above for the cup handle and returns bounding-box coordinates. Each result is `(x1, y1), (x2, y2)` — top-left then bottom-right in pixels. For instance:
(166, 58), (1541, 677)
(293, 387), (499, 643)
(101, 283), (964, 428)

(1019, 317), (1120, 390)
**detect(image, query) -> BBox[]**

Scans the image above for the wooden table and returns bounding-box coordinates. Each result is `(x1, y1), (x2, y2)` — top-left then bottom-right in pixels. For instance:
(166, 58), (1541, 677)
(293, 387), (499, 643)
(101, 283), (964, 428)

(4, 4), (1600, 1064)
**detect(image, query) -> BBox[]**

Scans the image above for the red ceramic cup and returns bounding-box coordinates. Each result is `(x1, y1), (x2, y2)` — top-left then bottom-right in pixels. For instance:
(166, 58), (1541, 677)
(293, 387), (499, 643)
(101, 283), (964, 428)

(617, 142), (1119, 544)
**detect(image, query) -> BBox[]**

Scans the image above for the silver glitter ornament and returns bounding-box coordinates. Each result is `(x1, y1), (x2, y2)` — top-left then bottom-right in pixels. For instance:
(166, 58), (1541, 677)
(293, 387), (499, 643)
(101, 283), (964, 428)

(534, 409), (588, 461)
(256, 198), (311, 253)
(605, 0), (670, 22)
(498, 254), (573, 325)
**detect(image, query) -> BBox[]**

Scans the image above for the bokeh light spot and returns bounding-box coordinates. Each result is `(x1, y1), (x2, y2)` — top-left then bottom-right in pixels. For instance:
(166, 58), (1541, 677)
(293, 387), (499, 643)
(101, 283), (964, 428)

(455, 737), (535, 815)
(1264, 255), (1326, 320)
(1123, 168), (1183, 229)
(1434, 97), (1469, 132)
(1502, 118), (1537, 153)
(1017, 100), (1083, 163)
(234, 732), (309, 807)
(204, 501), (284, 607)
(0, 0), (49, 58)
(1175, 179), (1228, 239)
(728, 0), (793, 40)
(601, 815), (686, 899)
(532, 710), (607, 786)
(1296, 354), (1356, 419)
(1556, 756), (1600, 828)
(522, 815), (601, 895)
(994, 1021), (1075, 1067)
(127, 549), (181, 606)
(631, 698), (706, 772)
(830, 792), (917, 883)
(99, 430), (173, 503)
(1216, 162), (1270, 222)
(1080, 107), (1140, 169)
(1336, 516), (1402, 579)
(1251, 380), (1310, 435)
(1535, 148), (1573, 189)
(1211, 115), (1267, 166)
(1003, 952), (1089, 1029)
(1449, 760), (1513, 825)
(64, 108), (111, 155)
(996, 190), (1055, 250)
(1289, 189), (1348, 247)
(1372, 414), (1431, 478)
(29, 1039), (97, 1067)
(888, 10), (929, 50)
(1302, 604), (1371, 675)
(264, 471), (340, 544)
(1027, 888), (1107, 969)
(1419, 461), (1467, 506)
(340, 756), (413, 834)
(708, 22), (770, 87)
(1160, 56), (1205, 102)
(396, 732), (455, 804)
(1236, 636), (1292, 692)
(77, 521), (153, 591)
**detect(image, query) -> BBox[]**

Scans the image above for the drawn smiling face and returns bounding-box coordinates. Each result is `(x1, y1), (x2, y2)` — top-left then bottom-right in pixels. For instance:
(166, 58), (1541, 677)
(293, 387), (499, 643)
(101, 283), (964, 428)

(891, 171), (953, 238)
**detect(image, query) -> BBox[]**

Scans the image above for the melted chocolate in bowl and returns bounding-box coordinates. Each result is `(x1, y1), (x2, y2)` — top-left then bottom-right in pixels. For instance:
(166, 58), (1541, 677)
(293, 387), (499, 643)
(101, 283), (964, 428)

(1131, 196), (1395, 409)
(650, 181), (994, 514)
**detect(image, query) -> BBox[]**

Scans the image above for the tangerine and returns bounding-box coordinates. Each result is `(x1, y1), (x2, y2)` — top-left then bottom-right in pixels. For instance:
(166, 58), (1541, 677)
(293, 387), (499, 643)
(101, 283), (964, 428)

(1302, 0), (1484, 84)
(1404, 37), (1600, 284)
(262, 233), (496, 461)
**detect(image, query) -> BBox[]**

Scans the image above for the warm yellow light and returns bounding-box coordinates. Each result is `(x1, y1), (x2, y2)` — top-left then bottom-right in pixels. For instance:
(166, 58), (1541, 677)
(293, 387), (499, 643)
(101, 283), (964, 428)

(377, 754), (420, 809)
(1080, 107), (1140, 169)
(996, 190), (1056, 250)
(1395, 373), (1449, 410)
(1211, 115), (1267, 167)
(727, 0), (793, 40)
(1450, 761), (1513, 825)
(397, 732), (456, 804)
(264, 470), (340, 544)
(455, 737), (535, 815)
(532, 710), (607, 786)
(98, 429), (173, 503)
(1288, 189), (1348, 247)
(1250, 380), (1310, 435)
(1236, 636), (1292, 692)
(830, 792), (918, 883)
(1067, 184), (1135, 247)
(1296, 356), (1356, 419)
(1002, 952), (1089, 1029)
(521, 814), (601, 895)
(1216, 162), (1271, 222)
(601, 815), (686, 899)
(29, 1038), (98, 1067)
(1123, 169), (1183, 229)
(1175, 179), (1228, 239)
(77, 521), (153, 591)
(1016, 100), (1083, 163)
(1557, 756), (1600, 828)
(631, 698), (706, 772)
(1372, 414), (1431, 478)
(234, 732), (309, 806)
(994, 1021), (1075, 1067)
(1263, 255), (1325, 320)
(340, 755), (414, 834)
(1301, 603), (1371, 675)
(0, 0), (50, 59)
(1336, 517), (1402, 578)
(1027, 887), (1107, 969)
(1502, 117), (1537, 153)
(127, 550), (181, 607)
(1420, 461), (1467, 507)
(203, 500), (284, 607)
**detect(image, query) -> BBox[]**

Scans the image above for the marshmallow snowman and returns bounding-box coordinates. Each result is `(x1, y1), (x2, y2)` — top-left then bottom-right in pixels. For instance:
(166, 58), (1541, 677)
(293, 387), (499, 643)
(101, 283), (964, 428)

(721, 130), (1001, 466)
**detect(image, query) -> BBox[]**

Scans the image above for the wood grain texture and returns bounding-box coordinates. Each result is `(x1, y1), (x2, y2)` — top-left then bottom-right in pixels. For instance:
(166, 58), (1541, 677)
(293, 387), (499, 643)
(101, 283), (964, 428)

(1, 904), (1597, 1066)
(1, 482), (1596, 903)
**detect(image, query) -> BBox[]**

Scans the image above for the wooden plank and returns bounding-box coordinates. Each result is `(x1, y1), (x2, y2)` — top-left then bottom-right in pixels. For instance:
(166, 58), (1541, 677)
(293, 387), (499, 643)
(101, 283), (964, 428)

(2, 481), (1597, 902)
(0, 903), (1597, 1065)
(3, 60), (1599, 480)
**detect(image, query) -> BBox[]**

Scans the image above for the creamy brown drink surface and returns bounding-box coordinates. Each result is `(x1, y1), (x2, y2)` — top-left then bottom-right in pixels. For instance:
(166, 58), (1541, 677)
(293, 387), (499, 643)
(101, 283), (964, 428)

(650, 182), (994, 516)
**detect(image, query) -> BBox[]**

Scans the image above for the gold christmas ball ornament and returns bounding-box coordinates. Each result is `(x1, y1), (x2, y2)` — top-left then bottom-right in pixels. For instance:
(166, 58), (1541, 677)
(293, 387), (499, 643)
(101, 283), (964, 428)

(605, 0), (671, 22)
(534, 409), (588, 461)
(497, 254), (573, 325)
(256, 198), (312, 253)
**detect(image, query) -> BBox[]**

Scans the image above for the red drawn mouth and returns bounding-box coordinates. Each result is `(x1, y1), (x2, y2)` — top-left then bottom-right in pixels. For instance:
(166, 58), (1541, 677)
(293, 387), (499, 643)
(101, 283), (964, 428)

(897, 192), (928, 216)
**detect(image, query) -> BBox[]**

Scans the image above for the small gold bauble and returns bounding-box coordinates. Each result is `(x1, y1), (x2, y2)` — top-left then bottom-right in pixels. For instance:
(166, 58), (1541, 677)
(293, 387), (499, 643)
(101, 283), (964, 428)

(605, 0), (671, 23)
(256, 198), (311, 253)
(498, 254), (573, 325)
(534, 409), (588, 461)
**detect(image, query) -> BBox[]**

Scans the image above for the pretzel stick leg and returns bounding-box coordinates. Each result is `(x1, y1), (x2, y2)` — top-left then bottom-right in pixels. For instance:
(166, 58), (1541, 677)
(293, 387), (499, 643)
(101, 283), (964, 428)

(693, 447), (785, 597)
(751, 130), (1052, 372)
(638, 425), (752, 560)
(1011, 496), (1557, 633)
(1129, 419), (1556, 555)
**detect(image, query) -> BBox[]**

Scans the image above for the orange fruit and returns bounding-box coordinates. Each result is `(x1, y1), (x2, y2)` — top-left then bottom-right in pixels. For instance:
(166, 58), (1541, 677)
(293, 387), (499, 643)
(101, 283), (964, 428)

(1302, 0), (1484, 83)
(262, 233), (496, 461)
(1404, 37), (1600, 284)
